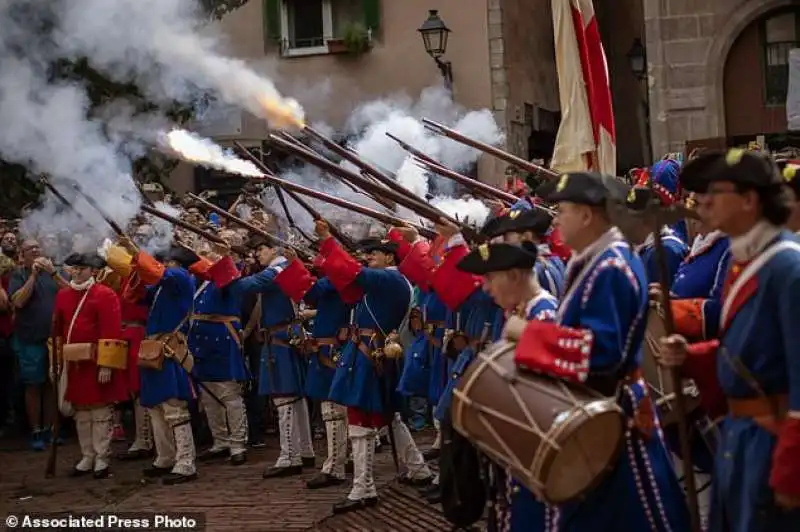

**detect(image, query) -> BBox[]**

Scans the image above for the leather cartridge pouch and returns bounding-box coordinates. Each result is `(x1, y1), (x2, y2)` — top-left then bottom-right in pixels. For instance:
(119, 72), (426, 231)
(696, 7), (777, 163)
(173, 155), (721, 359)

(62, 343), (95, 362)
(138, 338), (166, 370)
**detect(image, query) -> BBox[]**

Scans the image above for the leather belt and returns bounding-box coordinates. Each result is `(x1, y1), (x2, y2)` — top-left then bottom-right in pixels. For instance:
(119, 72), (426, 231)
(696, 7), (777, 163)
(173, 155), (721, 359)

(728, 394), (788, 419)
(122, 320), (147, 327)
(192, 314), (242, 347)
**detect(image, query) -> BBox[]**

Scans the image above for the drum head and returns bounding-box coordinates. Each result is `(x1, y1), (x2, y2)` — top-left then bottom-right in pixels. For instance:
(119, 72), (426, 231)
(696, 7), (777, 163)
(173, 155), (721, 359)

(543, 400), (624, 503)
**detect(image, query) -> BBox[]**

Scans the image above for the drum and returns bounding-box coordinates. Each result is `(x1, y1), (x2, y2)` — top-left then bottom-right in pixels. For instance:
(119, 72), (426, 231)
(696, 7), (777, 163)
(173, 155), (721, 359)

(641, 304), (702, 429)
(451, 317), (624, 505)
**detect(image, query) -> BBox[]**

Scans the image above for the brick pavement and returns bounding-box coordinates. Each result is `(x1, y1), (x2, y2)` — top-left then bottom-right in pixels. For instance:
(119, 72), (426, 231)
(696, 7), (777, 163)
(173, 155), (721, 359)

(0, 430), (455, 531)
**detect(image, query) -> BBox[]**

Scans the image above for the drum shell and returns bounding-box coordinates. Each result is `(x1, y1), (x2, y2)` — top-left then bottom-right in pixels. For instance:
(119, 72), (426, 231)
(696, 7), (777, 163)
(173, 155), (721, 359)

(452, 341), (625, 504)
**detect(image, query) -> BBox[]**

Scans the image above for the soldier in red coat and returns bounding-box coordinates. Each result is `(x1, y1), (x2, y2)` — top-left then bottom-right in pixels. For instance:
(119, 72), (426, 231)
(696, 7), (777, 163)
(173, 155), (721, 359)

(53, 253), (129, 478)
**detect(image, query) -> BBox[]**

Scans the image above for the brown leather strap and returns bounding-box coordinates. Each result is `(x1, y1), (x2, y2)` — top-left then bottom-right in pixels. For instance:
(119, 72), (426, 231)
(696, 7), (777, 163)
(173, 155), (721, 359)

(192, 314), (242, 348)
(728, 394), (789, 419)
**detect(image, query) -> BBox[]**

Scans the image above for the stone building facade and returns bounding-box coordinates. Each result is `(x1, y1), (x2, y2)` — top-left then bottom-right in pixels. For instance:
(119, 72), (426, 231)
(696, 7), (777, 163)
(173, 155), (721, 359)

(644, 0), (800, 155)
(169, 0), (561, 193)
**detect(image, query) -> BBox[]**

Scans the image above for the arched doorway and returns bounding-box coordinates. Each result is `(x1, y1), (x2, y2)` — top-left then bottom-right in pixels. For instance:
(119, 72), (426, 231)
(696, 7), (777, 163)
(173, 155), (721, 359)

(723, 6), (800, 148)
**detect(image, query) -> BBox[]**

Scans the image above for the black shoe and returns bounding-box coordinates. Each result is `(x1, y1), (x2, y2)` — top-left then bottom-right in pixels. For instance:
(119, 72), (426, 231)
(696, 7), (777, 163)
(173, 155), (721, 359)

(117, 448), (154, 461)
(262, 465), (303, 479)
(345, 461), (354, 475)
(425, 489), (442, 504)
(142, 465), (173, 478)
(302, 456), (316, 468)
(70, 465), (92, 478)
(230, 453), (247, 466)
(198, 448), (228, 462)
(93, 467), (110, 479)
(162, 472), (198, 485)
(332, 496), (378, 515)
(422, 448), (441, 462)
(398, 475), (433, 487)
(306, 473), (345, 490)
(248, 439), (266, 448)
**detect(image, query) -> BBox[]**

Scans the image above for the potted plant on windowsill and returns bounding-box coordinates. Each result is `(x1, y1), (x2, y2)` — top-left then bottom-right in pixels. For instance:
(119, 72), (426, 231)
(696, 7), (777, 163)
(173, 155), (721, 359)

(325, 38), (348, 54)
(326, 22), (371, 56)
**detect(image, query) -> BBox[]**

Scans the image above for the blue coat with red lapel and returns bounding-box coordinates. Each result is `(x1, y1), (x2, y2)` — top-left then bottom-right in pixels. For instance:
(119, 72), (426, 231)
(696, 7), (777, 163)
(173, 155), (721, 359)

(513, 228), (690, 532)
(319, 238), (413, 415)
(685, 231), (800, 532)
(671, 231), (731, 341)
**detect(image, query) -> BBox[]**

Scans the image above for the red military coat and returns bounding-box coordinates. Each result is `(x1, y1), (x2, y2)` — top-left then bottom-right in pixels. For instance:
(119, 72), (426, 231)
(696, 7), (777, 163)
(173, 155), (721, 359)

(119, 275), (149, 394)
(53, 283), (129, 406)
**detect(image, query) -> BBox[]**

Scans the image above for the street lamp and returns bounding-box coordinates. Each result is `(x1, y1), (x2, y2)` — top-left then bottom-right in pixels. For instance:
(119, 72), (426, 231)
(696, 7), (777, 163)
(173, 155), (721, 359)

(627, 38), (652, 163)
(418, 10), (453, 91)
(626, 38), (647, 81)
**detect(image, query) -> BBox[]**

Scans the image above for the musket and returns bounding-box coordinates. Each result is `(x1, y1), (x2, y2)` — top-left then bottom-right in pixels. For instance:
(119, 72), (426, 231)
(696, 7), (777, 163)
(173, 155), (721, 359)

(422, 118), (559, 180)
(267, 134), (478, 240)
(39, 178), (91, 226)
(186, 194), (315, 262)
(412, 157), (515, 205)
(385, 132), (440, 166)
(302, 126), (429, 213)
(141, 204), (228, 247)
(69, 183), (126, 236)
(230, 145), (358, 251)
(237, 172), (436, 239)
(266, 135), (397, 211)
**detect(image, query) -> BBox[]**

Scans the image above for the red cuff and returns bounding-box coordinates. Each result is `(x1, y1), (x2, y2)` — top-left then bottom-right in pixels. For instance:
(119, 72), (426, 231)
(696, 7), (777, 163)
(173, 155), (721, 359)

(672, 299), (706, 339)
(317, 239), (362, 294)
(338, 282), (365, 305)
(431, 244), (482, 310)
(684, 340), (727, 419)
(387, 228), (413, 261)
(132, 250), (165, 286)
(514, 320), (592, 384)
(399, 240), (435, 289)
(546, 228), (571, 263)
(275, 259), (316, 302)
(770, 418), (800, 497)
(207, 256), (241, 288)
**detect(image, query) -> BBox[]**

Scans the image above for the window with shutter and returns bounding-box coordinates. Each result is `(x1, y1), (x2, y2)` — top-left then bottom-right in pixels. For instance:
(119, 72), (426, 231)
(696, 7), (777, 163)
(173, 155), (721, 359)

(761, 9), (800, 105)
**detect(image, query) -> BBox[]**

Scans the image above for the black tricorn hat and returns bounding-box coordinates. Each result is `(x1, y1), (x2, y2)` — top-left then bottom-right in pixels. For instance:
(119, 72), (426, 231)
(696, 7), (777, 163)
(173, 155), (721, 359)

(165, 246), (200, 269)
(64, 252), (106, 269)
(479, 216), (506, 238)
(624, 186), (656, 211)
(502, 208), (553, 236)
(360, 238), (399, 257)
(456, 241), (538, 275)
(679, 149), (783, 193)
(543, 172), (620, 206)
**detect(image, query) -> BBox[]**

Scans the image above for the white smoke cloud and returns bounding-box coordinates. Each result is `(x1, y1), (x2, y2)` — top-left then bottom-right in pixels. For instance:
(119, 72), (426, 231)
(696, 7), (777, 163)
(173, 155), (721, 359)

(344, 86), (504, 201)
(160, 129), (264, 178)
(0, 2), (142, 262)
(432, 196), (490, 228)
(52, 0), (304, 129)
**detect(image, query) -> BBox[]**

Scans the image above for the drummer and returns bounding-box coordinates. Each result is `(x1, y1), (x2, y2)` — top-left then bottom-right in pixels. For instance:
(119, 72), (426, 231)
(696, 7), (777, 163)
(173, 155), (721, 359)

(488, 208), (566, 298)
(456, 240), (558, 531)
(511, 172), (690, 531)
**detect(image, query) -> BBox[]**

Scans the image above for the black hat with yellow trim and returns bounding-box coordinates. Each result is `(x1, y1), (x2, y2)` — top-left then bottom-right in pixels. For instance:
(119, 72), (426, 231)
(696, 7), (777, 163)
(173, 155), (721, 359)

(679, 148), (783, 193)
(64, 252), (106, 269)
(456, 241), (539, 275)
(542, 172), (626, 206)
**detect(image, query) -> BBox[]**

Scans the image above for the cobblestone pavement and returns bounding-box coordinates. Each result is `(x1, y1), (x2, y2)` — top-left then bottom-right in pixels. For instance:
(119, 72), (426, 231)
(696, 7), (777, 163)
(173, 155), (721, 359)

(0, 430), (454, 531)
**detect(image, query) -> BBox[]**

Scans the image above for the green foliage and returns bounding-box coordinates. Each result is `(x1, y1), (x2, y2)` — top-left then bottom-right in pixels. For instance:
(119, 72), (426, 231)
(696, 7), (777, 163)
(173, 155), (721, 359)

(1, 0), (248, 214)
(342, 22), (371, 54)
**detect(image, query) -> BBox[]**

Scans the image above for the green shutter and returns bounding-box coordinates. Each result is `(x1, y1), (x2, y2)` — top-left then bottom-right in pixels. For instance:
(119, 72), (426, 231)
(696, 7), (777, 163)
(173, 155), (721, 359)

(363, 0), (380, 31)
(264, 0), (281, 42)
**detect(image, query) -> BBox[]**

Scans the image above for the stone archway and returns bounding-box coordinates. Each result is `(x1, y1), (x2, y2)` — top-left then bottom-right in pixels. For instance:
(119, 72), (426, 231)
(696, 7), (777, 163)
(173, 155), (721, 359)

(705, 0), (800, 139)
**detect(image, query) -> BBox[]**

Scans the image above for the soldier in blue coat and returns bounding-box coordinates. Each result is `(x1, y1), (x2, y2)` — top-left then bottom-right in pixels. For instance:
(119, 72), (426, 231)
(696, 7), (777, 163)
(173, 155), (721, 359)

(123, 243), (200, 485)
(231, 241), (317, 479)
(458, 241), (559, 531)
(625, 186), (689, 283)
(315, 221), (433, 514)
(660, 149), (800, 532)
(299, 269), (354, 489)
(512, 172), (690, 531)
